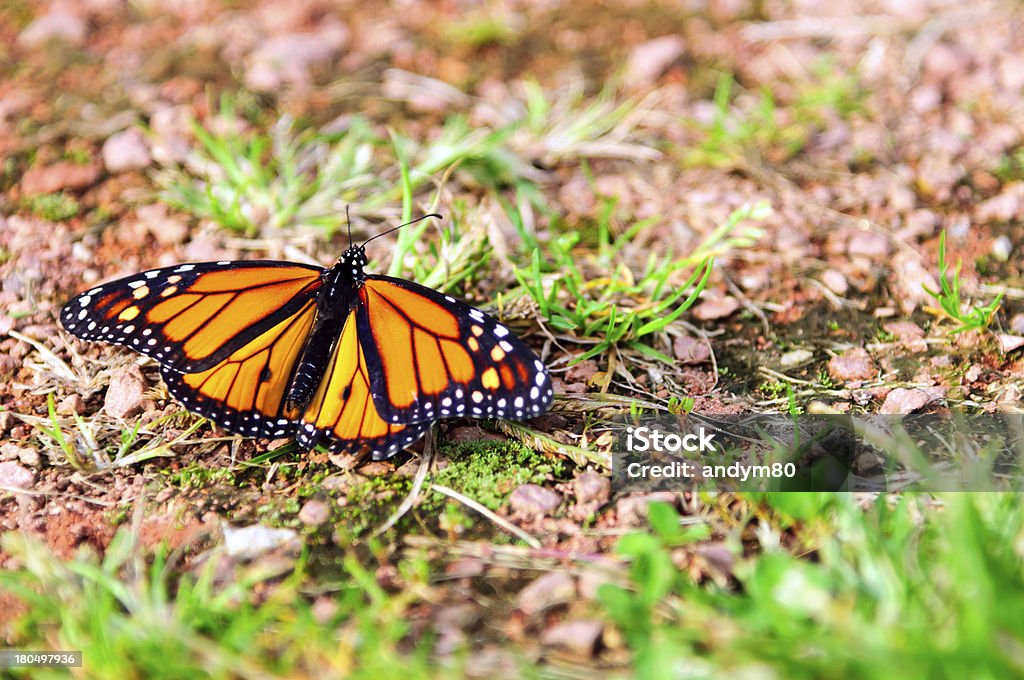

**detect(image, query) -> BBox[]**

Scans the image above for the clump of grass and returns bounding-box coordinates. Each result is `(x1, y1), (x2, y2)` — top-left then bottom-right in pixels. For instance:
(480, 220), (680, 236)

(508, 77), (661, 166)
(513, 201), (768, 364)
(333, 437), (565, 543)
(444, 6), (522, 47)
(923, 230), (1004, 334)
(155, 98), (383, 238)
(332, 476), (416, 542)
(157, 99), (546, 241)
(0, 529), (443, 678)
(599, 493), (1024, 678)
(386, 201), (495, 294)
(991, 147), (1024, 183)
(381, 74), (657, 169)
(166, 461), (238, 489)
(35, 392), (90, 469)
(31, 394), (201, 470)
(25, 191), (80, 221)
(386, 114), (542, 205)
(155, 79), (668, 249)
(682, 64), (866, 169)
(432, 438), (566, 511)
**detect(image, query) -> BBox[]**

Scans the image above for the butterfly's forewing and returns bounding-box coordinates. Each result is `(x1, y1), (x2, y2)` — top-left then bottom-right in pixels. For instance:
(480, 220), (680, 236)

(297, 309), (432, 459)
(356, 276), (553, 425)
(60, 261), (324, 373)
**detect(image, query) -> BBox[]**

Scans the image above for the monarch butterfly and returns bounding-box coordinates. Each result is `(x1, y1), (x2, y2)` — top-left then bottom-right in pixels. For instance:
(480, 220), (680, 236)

(60, 215), (553, 460)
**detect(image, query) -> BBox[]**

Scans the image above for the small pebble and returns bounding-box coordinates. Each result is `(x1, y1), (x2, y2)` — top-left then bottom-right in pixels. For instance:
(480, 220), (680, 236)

(827, 348), (875, 383)
(104, 365), (148, 419)
(223, 525), (301, 561)
(510, 484), (561, 518)
(615, 492), (679, 526)
(541, 619), (604, 658)
(572, 471), (610, 505)
(565, 360), (599, 384)
(17, 10), (87, 47)
(991, 235), (1013, 262)
(517, 572), (575, 616)
(692, 296), (740, 321)
(879, 387), (944, 415)
(821, 269), (848, 296)
(626, 36), (685, 86)
(17, 446), (40, 467)
(846, 232), (890, 258)
(780, 349), (814, 369)
(998, 335), (1024, 354)
(0, 462), (34, 490)
(103, 129), (152, 173)
(58, 394), (87, 416)
(298, 500), (330, 526)
(19, 162), (100, 195)
(673, 336), (711, 364)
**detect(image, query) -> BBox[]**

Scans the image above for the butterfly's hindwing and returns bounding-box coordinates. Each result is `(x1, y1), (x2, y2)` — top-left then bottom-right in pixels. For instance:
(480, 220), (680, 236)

(159, 298), (319, 438)
(357, 276), (553, 425)
(297, 309), (431, 459)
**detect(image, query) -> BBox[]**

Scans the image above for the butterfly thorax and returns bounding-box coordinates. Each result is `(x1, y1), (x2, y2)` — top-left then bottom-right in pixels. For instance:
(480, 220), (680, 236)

(332, 245), (367, 289)
(283, 246), (367, 416)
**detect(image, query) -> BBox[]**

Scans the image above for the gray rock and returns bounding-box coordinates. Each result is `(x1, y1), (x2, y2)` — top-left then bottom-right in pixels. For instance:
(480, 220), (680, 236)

(879, 387), (944, 415)
(103, 129), (152, 173)
(517, 572), (575, 616)
(827, 348), (875, 383)
(510, 484), (561, 517)
(626, 36), (685, 86)
(541, 619), (603, 658)
(18, 10), (87, 48)
(223, 524), (301, 561)
(298, 500), (330, 526)
(0, 462), (34, 490)
(104, 365), (147, 419)
(572, 471), (610, 505)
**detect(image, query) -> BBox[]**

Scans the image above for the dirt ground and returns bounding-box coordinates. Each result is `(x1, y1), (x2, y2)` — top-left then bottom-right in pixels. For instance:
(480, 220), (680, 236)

(1, 0), (1023, 675)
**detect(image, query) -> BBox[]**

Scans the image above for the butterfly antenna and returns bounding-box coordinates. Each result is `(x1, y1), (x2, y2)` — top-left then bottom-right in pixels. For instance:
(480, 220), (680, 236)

(361, 213), (443, 246)
(346, 205), (353, 249)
